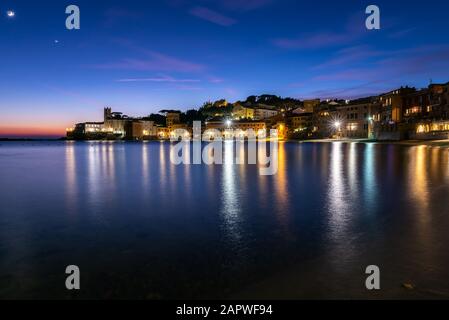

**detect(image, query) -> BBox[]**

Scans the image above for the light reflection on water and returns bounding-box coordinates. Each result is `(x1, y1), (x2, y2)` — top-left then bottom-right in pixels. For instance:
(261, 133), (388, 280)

(1, 141), (449, 299)
(221, 141), (242, 245)
(363, 143), (376, 211)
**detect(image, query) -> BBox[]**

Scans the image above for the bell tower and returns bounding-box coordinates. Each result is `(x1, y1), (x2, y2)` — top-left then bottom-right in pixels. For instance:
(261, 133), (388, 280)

(104, 107), (112, 121)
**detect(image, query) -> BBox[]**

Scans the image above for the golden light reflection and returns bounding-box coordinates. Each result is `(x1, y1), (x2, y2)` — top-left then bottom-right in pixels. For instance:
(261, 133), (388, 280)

(409, 146), (430, 217)
(363, 143), (376, 208)
(407, 145), (437, 267)
(273, 142), (289, 227)
(326, 142), (355, 269)
(328, 142), (347, 226)
(220, 141), (242, 244)
(347, 143), (358, 196)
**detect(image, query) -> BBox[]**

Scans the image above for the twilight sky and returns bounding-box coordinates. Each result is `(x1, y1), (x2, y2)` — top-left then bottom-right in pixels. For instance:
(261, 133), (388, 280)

(1, 0), (449, 137)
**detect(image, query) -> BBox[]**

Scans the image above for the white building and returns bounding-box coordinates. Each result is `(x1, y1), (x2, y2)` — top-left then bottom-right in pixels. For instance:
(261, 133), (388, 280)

(253, 108), (278, 120)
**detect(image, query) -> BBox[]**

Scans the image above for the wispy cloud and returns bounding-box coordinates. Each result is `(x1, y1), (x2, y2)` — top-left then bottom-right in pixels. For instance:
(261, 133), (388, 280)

(312, 68), (380, 82)
(311, 45), (385, 70)
(207, 76), (225, 83)
(94, 50), (205, 73)
(311, 45), (449, 84)
(376, 46), (449, 75)
(291, 44), (449, 99)
(174, 84), (204, 91)
(220, 0), (272, 12)
(300, 85), (388, 100)
(189, 6), (236, 26)
(117, 75), (200, 83)
(388, 27), (417, 39)
(273, 31), (356, 50)
(273, 12), (365, 50)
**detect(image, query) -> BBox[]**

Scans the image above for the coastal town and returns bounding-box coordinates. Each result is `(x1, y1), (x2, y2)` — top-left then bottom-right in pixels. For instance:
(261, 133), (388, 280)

(66, 81), (449, 141)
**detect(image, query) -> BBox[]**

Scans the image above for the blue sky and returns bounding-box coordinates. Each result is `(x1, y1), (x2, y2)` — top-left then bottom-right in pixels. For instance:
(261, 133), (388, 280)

(1, 0), (449, 136)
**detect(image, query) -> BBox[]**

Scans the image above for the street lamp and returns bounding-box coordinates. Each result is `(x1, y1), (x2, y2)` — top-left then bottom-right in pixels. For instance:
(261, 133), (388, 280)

(333, 121), (342, 139)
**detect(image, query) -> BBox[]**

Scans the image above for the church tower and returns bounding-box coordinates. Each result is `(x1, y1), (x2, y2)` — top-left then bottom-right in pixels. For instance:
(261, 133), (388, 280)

(104, 107), (112, 121)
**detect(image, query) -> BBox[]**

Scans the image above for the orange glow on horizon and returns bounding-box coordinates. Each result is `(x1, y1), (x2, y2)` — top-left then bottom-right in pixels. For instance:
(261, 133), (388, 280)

(0, 125), (66, 138)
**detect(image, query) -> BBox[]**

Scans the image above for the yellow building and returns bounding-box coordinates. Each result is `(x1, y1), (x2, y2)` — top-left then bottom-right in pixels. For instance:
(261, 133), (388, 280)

(166, 112), (181, 127)
(273, 122), (287, 140)
(132, 120), (157, 139)
(157, 127), (170, 139)
(168, 123), (190, 139)
(232, 105), (255, 120)
(378, 87), (415, 123)
(204, 120), (266, 138)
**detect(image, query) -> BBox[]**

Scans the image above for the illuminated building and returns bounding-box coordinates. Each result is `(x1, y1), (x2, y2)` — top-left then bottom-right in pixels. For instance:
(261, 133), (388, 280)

(403, 84), (447, 121)
(67, 107), (158, 140)
(334, 99), (378, 138)
(132, 120), (157, 140)
(103, 107), (130, 137)
(204, 120), (266, 139)
(373, 82), (449, 140)
(273, 122), (287, 140)
(165, 112), (181, 127)
(372, 87), (416, 127)
(66, 122), (105, 139)
(157, 127), (170, 140)
(168, 123), (190, 140)
(253, 108), (279, 120)
(289, 113), (313, 131)
(310, 102), (336, 138)
(413, 120), (449, 140)
(232, 105), (255, 120)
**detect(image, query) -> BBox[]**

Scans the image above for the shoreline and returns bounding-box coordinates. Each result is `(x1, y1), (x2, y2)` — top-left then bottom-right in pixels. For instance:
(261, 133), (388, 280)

(3, 137), (449, 148)
(296, 138), (449, 148)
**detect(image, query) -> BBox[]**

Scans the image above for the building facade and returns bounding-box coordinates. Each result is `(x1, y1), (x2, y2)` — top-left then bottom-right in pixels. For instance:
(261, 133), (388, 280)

(166, 112), (181, 127)
(303, 99), (320, 113)
(232, 105), (255, 120)
(253, 108), (279, 120)
(68, 107), (158, 140)
(204, 120), (266, 139)
(335, 101), (377, 138)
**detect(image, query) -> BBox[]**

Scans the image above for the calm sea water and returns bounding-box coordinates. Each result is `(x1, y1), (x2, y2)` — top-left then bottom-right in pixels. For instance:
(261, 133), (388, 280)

(1, 141), (449, 299)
